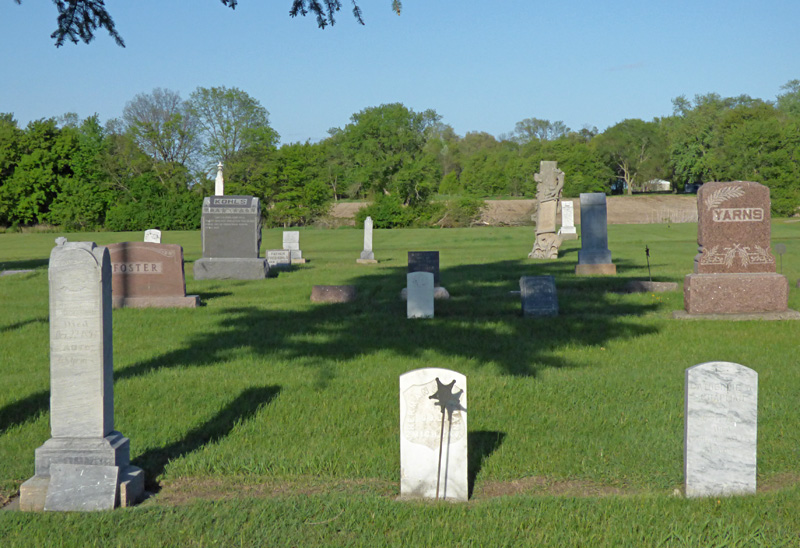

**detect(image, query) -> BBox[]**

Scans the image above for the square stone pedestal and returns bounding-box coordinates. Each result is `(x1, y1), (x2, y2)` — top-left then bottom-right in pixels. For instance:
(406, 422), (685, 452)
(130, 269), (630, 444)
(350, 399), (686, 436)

(575, 263), (616, 276)
(683, 272), (789, 315)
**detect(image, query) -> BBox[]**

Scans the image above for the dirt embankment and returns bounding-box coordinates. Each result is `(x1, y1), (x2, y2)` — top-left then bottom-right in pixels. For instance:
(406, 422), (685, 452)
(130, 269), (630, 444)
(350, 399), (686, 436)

(329, 195), (698, 226)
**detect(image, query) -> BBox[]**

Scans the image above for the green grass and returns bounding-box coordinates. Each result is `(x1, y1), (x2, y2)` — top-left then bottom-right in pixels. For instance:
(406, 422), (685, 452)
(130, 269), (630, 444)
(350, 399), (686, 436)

(2, 221), (800, 545)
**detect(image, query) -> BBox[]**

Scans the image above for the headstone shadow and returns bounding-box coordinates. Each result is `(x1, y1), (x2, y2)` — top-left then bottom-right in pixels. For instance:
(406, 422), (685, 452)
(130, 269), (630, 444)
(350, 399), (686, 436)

(0, 389), (49, 435)
(468, 430), (506, 498)
(132, 385), (281, 491)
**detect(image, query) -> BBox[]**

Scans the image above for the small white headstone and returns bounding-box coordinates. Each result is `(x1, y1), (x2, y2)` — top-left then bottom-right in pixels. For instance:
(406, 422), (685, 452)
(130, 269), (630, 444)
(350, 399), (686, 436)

(407, 272), (434, 319)
(399, 368), (468, 501)
(143, 229), (161, 244)
(358, 216), (376, 262)
(558, 201), (577, 238)
(685, 361), (758, 497)
(214, 162), (224, 196)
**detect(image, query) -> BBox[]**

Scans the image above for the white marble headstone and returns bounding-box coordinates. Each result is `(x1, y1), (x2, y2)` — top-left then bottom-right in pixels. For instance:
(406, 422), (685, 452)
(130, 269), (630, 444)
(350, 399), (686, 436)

(214, 162), (224, 196)
(558, 201), (577, 238)
(407, 272), (434, 319)
(359, 216), (375, 261)
(143, 229), (161, 244)
(685, 361), (757, 497)
(399, 368), (468, 501)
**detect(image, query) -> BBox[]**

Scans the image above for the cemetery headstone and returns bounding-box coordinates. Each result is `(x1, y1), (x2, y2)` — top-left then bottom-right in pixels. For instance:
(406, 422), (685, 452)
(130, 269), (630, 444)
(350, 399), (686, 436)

(575, 192), (616, 275)
(682, 181), (791, 315)
(143, 229), (161, 243)
(357, 216), (377, 264)
(214, 162), (224, 196)
(193, 195), (269, 280)
(20, 239), (144, 512)
(558, 200), (577, 240)
(529, 161), (565, 259)
(266, 249), (292, 271)
(684, 361), (757, 497)
(408, 251), (440, 287)
(399, 368), (468, 501)
(310, 285), (357, 303)
(283, 231), (306, 264)
(520, 276), (558, 317)
(106, 242), (200, 308)
(407, 272), (434, 319)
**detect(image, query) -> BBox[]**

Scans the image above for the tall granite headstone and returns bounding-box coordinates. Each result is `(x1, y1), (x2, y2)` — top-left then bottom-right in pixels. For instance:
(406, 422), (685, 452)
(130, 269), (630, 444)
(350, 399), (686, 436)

(529, 161), (564, 259)
(683, 181), (790, 315)
(558, 201), (577, 240)
(193, 196), (269, 280)
(399, 368), (468, 501)
(283, 231), (306, 264)
(407, 272), (434, 319)
(143, 229), (161, 243)
(520, 276), (558, 317)
(575, 193), (616, 275)
(107, 242), (200, 308)
(20, 239), (144, 512)
(357, 216), (377, 264)
(685, 361), (757, 497)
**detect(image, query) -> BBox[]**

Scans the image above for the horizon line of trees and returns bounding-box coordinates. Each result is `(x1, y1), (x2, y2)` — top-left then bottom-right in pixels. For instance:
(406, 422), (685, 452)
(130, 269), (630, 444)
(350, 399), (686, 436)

(1, 79), (799, 232)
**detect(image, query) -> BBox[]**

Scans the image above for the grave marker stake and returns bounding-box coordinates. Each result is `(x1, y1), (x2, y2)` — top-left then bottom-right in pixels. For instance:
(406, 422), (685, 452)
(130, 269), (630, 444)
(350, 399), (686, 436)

(645, 245), (652, 281)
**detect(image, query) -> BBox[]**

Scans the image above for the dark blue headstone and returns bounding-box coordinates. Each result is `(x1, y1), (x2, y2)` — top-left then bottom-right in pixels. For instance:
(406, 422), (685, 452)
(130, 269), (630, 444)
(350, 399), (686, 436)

(408, 251), (440, 287)
(520, 276), (558, 317)
(577, 193), (612, 265)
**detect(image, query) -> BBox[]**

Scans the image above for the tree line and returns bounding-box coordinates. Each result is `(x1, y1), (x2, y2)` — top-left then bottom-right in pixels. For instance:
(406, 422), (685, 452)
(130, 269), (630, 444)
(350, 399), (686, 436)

(1, 80), (799, 232)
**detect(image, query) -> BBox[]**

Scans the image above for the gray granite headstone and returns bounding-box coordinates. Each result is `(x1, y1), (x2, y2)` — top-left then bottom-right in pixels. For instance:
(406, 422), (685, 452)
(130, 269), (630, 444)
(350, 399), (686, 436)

(44, 464), (119, 512)
(577, 193), (612, 264)
(266, 249), (292, 270)
(407, 272), (434, 319)
(19, 239), (144, 512)
(201, 196), (261, 258)
(408, 251), (440, 287)
(194, 196), (269, 279)
(520, 276), (558, 317)
(684, 361), (757, 497)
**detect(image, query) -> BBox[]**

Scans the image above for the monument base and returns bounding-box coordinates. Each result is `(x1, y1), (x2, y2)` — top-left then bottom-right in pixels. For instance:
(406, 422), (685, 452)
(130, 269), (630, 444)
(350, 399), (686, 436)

(356, 259), (378, 264)
(112, 295), (200, 309)
(401, 287), (450, 300)
(193, 258), (269, 280)
(683, 272), (788, 315)
(310, 285), (357, 303)
(20, 431), (145, 511)
(558, 228), (578, 240)
(575, 263), (617, 276)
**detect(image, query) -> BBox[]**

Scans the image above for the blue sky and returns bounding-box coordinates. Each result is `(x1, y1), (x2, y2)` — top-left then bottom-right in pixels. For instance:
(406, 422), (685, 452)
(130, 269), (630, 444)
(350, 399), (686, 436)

(2, 1), (799, 144)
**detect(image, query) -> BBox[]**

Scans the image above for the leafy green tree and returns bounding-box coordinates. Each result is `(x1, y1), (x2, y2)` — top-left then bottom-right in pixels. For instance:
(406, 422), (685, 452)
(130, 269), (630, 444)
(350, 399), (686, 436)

(122, 88), (200, 169)
(268, 142), (331, 227)
(49, 115), (116, 229)
(776, 79), (800, 118)
(511, 118), (570, 144)
(18, 0), (403, 47)
(335, 103), (441, 206)
(188, 86), (279, 170)
(593, 118), (668, 195)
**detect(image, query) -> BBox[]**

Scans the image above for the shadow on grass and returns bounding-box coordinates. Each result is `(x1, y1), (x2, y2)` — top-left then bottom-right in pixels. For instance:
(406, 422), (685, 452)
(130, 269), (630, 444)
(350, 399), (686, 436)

(119, 258), (661, 385)
(0, 317), (47, 333)
(0, 258), (48, 271)
(468, 430), (506, 498)
(0, 390), (49, 435)
(133, 385), (281, 491)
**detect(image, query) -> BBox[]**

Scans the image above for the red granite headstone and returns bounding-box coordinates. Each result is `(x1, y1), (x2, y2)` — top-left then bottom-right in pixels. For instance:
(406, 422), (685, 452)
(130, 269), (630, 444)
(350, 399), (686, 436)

(683, 181), (788, 315)
(106, 242), (200, 308)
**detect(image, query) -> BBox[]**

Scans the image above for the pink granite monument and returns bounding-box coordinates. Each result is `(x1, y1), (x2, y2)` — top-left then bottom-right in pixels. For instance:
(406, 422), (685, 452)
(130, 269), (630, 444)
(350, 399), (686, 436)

(683, 181), (789, 315)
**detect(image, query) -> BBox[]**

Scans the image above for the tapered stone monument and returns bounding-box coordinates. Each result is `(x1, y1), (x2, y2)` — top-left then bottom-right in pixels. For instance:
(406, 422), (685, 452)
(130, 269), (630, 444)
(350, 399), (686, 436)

(575, 193), (616, 275)
(399, 368), (468, 501)
(20, 239), (144, 512)
(529, 161), (565, 259)
(357, 216), (377, 264)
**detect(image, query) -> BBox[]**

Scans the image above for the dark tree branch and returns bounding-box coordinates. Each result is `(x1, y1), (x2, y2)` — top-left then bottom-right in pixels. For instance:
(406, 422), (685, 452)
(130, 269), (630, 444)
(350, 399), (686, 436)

(13, 0), (401, 47)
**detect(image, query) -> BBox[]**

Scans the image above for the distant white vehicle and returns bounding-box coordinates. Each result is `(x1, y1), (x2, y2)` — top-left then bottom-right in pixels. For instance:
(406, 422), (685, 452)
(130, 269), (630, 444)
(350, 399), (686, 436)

(644, 179), (672, 192)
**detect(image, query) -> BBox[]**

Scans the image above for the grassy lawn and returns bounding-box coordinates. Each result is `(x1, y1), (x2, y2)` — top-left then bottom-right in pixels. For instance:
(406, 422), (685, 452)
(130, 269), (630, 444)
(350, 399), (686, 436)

(1, 221), (800, 546)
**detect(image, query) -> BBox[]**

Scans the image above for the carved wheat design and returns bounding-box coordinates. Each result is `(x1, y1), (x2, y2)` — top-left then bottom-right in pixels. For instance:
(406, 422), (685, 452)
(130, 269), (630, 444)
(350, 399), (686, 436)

(705, 186), (745, 210)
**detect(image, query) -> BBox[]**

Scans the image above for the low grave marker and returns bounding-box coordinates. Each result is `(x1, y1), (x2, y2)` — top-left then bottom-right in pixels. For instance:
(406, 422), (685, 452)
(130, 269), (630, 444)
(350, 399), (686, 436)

(520, 275), (558, 317)
(407, 272), (434, 319)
